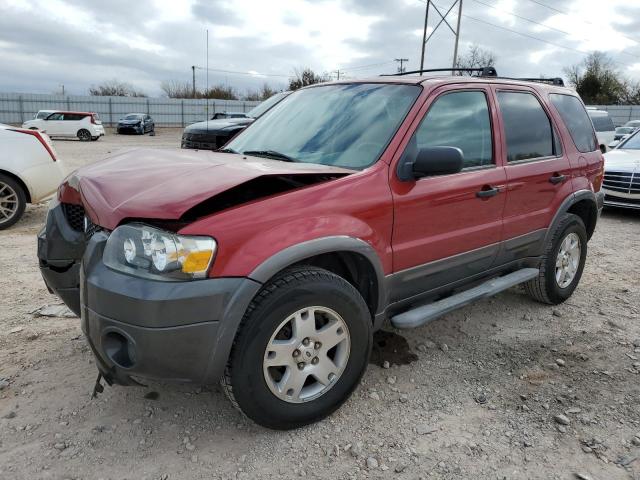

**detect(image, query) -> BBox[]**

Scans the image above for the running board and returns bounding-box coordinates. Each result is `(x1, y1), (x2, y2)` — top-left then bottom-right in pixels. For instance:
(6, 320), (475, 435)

(390, 268), (539, 329)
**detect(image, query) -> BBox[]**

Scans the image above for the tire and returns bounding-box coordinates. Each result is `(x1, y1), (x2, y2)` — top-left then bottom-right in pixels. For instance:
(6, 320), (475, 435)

(524, 213), (587, 305)
(77, 129), (91, 142)
(91, 136), (99, 141)
(0, 174), (27, 230)
(222, 266), (372, 430)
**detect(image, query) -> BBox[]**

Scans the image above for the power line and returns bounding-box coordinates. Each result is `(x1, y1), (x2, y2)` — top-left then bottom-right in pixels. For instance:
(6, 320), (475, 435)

(470, 0), (640, 61)
(341, 60), (396, 72)
(523, 0), (640, 45)
(193, 66), (290, 78)
(418, 0), (636, 70)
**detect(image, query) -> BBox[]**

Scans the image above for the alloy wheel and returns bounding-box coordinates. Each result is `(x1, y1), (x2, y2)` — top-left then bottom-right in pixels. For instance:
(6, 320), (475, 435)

(0, 181), (19, 225)
(263, 306), (350, 403)
(555, 232), (581, 288)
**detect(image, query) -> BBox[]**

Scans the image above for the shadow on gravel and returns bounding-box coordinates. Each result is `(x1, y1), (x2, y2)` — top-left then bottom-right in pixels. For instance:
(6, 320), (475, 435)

(369, 330), (418, 367)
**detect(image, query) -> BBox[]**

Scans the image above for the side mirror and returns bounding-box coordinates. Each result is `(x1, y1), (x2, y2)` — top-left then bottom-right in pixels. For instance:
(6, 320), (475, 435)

(599, 144), (607, 154)
(411, 146), (464, 179)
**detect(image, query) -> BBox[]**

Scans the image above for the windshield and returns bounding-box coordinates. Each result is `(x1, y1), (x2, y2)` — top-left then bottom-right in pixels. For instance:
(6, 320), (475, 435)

(618, 130), (640, 149)
(616, 127), (634, 134)
(246, 91), (289, 119)
(590, 114), (614, 132)
(228, 83), (421, 169)
(124, 114), (142, 120)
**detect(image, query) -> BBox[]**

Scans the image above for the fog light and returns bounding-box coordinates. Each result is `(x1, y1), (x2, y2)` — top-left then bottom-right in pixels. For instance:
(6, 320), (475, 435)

(103, 331), (136, 369)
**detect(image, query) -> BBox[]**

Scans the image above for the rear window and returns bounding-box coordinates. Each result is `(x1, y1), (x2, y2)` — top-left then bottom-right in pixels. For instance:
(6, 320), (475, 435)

(589, 113), (614, 132)
(497, 91), (555, 162)
(550, 94), (597, 153)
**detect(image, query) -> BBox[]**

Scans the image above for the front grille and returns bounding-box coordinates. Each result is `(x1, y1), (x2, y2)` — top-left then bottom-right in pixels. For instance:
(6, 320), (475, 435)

(181, 132), (228, 151)
(603, 170), (640, 194)
(62, 203), (85, 232)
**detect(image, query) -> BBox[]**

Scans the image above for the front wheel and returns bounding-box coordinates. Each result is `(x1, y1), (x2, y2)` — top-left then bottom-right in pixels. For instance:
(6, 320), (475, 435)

(77, 129), (91, 141)
(0, 174), (27, 230)
(525, 213), (587, 305)
(222, 267), (372, 430)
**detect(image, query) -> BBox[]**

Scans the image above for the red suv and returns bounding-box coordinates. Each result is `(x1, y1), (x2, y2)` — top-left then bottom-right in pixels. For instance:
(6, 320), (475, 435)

(38, 69), (604, 430)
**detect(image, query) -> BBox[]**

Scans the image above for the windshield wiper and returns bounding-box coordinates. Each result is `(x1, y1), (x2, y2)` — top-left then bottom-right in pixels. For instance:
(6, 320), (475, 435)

(218, 147), (239, 154)
(242, 150), (297, 162)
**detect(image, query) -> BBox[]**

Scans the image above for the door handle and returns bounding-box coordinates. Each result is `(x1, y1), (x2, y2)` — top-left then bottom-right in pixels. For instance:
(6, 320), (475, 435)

(476, 186), (500, 198)
(549, 174), (566, 185)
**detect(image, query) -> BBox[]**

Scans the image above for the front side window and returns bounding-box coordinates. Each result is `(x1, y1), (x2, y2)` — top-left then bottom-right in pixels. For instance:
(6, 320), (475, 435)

(228, 83), (421, 169)
(550, 94), (597, 153)
(497, 91), (555, 162)
(46, 113), (63, 121)
(413, 90), (493, 168)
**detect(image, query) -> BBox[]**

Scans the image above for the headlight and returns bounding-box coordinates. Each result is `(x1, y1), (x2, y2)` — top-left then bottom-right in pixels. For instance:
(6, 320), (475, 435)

(103, 223), (216, 281)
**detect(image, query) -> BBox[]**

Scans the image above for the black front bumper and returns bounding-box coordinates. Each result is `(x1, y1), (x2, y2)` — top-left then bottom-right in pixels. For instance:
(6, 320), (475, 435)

(38, 203), (262, 386)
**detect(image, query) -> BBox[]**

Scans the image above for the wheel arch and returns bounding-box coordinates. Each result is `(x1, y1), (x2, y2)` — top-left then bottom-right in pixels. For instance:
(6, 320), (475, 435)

(0, 169), (31, 203)
(545, 190), (599, 244)
(248, 236), (387, 320)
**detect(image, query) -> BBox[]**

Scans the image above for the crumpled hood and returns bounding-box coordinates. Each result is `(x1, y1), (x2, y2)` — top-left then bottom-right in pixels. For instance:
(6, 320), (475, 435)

(185, 117), (253, 133)
(69, 148), (354, 230)
(604, 149), (640, 172)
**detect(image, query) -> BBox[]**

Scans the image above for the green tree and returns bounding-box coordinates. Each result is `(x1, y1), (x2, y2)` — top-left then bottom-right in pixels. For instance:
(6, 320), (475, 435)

(564, 52), (628, 104)
(289, 68), (329, 91)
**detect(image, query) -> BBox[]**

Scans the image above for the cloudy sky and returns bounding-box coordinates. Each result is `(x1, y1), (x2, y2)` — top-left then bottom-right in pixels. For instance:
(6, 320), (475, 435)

(1, 0), (640, 97)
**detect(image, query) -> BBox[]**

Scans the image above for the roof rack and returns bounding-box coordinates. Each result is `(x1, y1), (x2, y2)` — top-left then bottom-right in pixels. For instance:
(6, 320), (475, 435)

(508, 77), (565, 86)
(384, 66), (498, 77)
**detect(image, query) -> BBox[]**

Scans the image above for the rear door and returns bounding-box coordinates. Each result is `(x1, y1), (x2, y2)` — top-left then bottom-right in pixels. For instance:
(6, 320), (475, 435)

(389, 84), (507, 302)
(492, 86), (572, 261)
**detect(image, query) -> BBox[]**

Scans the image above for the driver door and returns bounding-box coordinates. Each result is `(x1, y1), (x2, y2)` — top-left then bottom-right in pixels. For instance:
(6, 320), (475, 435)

(388, 85), (506, 302)
(43, 112), (64, 135)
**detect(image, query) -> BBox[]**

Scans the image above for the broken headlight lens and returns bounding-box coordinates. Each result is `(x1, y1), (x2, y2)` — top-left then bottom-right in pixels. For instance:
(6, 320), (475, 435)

(103, 223), (216, 281)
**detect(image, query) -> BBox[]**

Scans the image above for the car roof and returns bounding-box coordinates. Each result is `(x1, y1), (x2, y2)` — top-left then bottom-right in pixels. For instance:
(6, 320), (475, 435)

(48, 110), (96, 115)
(314, 74), (576, 94)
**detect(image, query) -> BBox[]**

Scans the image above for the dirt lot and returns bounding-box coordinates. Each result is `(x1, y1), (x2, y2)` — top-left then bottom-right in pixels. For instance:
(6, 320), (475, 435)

(1, 130), (639, 480)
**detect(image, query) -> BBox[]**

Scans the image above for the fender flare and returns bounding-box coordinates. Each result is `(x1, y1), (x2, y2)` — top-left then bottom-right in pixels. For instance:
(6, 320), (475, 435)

(248, 235), (388, 314)
(544, 189), (602, 245)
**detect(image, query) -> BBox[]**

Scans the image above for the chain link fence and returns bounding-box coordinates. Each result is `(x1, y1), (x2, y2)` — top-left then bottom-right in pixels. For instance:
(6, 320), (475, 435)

(0, 93), (260, 127)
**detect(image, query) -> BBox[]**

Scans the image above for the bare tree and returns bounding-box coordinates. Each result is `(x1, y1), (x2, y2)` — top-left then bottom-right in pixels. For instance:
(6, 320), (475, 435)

(160, 80), (195, 98)
(289, 68), (330, 91)
(454, 44), (497, 75)
(89, 80), (146, 97)
(245, 83), (279, 101)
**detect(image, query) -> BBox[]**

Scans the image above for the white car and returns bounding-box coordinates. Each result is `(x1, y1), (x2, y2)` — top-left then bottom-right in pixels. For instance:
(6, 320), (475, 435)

(0, 124), (66, 229)
(587, 109), (616, 152)
(22, 111), (105, 141)
(34, 110), (56, 120)
(602, 129), (640, 210)
(624, 120), (640, 129)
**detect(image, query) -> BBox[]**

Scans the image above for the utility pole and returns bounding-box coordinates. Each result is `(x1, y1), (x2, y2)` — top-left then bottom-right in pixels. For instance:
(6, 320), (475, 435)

(60, 84), (65, 95)
(395, 58), (409, 74)
(334, 70), (341, 80)
(451, 0), (463, 74)
(191, 65), (196, 97)
(419, 0), (430, 75)
(418, 0), (463, 75)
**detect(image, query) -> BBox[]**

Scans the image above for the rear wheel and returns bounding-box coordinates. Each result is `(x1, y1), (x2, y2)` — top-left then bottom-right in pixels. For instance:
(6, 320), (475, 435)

(221, 267), (372, 430)
(524, 213), (587, 305)
(77, 129), (91, 141)
(0, 174), (27, 230)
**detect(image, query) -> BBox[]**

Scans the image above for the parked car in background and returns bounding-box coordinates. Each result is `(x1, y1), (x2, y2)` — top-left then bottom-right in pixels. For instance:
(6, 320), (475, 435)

(602, 129), (640, 209)
(39, 72), (604, 429)
(22, 111), (104, 141)
(181, 91), (291, 150)
(116, 114), (155, 135)
(588, 109), (615, 152)
(34, 110), (56, 120)
(624, 120), (640, 129)
(608, 126), (636, 149)
(211, 112), (248, 120)
(0, 123), (65, 229)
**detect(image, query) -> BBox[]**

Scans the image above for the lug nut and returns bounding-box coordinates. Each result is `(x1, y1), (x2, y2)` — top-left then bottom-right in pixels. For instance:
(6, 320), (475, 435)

(297, 362), (305, 370)
(314, 342), (321, 349)
(292, 349), (300, 357)
(302, 338), (310, 346)
(311, 357), (319, 365)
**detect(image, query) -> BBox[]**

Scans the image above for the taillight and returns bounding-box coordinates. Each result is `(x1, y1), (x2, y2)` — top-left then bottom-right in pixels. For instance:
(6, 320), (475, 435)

(9, 128), (57, 161)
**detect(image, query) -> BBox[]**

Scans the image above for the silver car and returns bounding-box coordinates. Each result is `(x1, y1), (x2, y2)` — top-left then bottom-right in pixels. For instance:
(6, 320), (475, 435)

(602, 129), (640, 209)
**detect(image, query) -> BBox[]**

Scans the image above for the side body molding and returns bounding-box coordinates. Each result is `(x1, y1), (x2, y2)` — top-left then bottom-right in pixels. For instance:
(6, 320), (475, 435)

(248, 236), (388, 315)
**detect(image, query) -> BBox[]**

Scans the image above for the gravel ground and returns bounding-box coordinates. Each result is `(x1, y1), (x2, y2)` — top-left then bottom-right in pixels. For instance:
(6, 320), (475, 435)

(1, 130), (639, 480)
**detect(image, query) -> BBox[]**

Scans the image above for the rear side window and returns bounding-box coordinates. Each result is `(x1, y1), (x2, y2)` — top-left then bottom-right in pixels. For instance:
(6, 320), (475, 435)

(550, 94), (597, 153)
(414, 91), (493, 168)
(590, 114), (614, 132)
(497, 91), (555, 162)
(64, 113), (86, 121)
